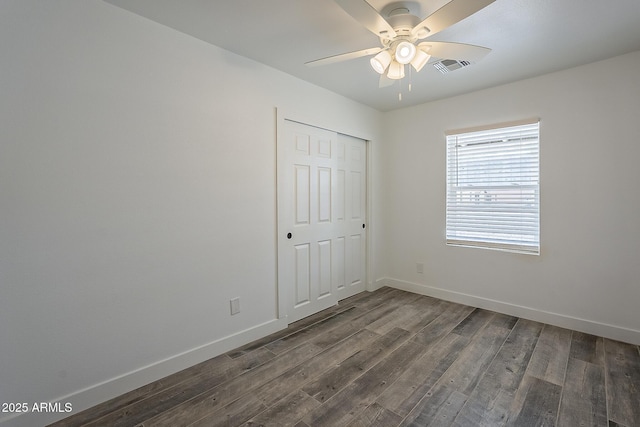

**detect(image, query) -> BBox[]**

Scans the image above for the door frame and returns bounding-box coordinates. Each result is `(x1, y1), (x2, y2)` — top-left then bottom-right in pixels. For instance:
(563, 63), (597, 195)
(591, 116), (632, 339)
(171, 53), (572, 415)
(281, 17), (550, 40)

(275, 108), (374, 323)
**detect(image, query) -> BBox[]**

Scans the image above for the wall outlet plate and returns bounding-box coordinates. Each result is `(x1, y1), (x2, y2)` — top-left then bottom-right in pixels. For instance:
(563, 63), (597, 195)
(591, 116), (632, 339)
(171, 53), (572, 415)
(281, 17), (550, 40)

(230, 297), (240, 315)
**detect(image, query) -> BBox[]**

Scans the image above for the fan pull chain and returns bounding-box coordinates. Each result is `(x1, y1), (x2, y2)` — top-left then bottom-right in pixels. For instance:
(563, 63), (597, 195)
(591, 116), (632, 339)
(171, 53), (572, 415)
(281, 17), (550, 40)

(409, 65), (412, 92)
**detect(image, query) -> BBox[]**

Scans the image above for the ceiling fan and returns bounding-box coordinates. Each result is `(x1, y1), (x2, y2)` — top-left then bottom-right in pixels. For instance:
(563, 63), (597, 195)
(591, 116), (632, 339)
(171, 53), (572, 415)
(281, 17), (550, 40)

(306, 0), (495, 87)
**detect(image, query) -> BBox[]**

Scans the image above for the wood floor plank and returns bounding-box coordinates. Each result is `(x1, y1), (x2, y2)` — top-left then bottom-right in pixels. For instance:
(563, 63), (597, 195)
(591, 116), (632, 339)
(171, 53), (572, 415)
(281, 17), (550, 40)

(346, 402), (403, 427)
(303, 340), (427, 426)
(308, 292), (423, 351)
(411, 302), (475, 347)
(72, 348), (274, 427)
(401, 385), (468, 427)
(491, 312), (520, 331)
(557, 357), (607, 427)
(365, 303), (422, 335)
(570, 331), (605, 365)
(266, 290), (419, 355)
(253, 328), (380, 406)
(450, 308), (495, 338)
(399, 298), (449, 333)
(302, 327), (412, 403)
(604, 338), (640, 426)
(265, 306), (361, 354)
(227, 304), (356, 358)
(608, 421), (628, 427)
(189, 394), (266, 427)
(244, 391), (321, 427)
(339, 286), (396, 307)
(139, 342), (323, 427)
(428, 314), (517, 396)
(397, 313), (516, 423)
(451, 319), (543, 426)
(376, 332), (470, 417)
(343, 286), (398, 308)
(364, 294), (441, 335)
(233, 288), (399, 358)
(307, 305), (395, 350)
(346, 287), (408, 312)
(425, 390), (468, 427)
(47, 353), (237, 427)
(525, 324), (572, 386)
(228, 288), (397, 358)
(505, 375), (561, 427)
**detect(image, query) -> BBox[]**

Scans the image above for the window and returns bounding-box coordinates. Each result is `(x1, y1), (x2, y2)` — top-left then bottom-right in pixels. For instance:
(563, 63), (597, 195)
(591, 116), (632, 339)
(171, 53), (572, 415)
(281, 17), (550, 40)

(446, 120), (540, 254)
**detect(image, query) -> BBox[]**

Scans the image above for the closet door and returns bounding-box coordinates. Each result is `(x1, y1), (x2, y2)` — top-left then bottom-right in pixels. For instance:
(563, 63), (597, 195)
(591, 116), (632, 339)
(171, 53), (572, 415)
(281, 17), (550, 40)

(278, 120), (367, 322)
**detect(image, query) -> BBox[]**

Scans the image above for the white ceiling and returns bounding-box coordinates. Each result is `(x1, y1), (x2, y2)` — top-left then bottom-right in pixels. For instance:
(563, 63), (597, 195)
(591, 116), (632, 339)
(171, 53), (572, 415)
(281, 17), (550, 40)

(104, 0), (640, 112)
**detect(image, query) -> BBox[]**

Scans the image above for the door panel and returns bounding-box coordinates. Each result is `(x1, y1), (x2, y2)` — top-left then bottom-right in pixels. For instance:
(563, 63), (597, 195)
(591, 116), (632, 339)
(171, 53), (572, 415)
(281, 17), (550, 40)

(294, 165), (310, 225)
(351, 171), (362, 219)
(318, 167), (331, 223)
(318, 240), (332, 297)
(333, 236), (346, 291)
(350, 234), (362, 285)
(294, 244), (310, 307)
(278, 120), (366, 322)
(336, 169), (345, 221)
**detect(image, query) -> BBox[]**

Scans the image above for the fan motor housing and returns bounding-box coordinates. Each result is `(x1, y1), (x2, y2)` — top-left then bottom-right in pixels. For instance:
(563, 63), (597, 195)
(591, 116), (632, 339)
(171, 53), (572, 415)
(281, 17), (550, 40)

(386, 11), (420, 36)
(379, 11), (421, 48)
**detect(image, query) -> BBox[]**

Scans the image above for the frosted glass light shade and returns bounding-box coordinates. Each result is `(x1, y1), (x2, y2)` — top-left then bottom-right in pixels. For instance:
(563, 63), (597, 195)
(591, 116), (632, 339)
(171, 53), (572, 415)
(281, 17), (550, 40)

(411, 49), (431, 72)
(370, 50), (392, 74)
(395, 41), (416, 64)
(386, 61), (405, 79)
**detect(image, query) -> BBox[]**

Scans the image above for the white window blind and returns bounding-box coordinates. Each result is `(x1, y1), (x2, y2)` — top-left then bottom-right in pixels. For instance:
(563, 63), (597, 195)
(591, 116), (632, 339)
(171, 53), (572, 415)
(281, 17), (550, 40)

(446, 121), (540, 254)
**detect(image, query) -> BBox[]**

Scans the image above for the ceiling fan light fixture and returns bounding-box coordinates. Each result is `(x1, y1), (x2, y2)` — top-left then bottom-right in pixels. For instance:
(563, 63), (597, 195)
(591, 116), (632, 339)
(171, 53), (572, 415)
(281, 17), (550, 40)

(370, 50), (392, 74)
(386, 61), (405, 80)
(395, 41), (416, 64)
(410, 49), (431, 72)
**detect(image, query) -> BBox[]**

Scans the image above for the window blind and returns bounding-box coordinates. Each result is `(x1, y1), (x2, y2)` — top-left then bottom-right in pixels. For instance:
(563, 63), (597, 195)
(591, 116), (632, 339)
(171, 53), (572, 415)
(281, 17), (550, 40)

(446, 121), (540, 254)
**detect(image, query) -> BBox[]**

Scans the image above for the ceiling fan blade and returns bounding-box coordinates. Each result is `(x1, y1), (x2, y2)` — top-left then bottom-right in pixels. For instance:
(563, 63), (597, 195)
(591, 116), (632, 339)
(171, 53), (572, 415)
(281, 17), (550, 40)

(305, 47), (382, 67)
(379, 74), (395, 88)
(418, 41), (491, 62)
(412, 0), (496, 39)
(335, 0), (397, 39)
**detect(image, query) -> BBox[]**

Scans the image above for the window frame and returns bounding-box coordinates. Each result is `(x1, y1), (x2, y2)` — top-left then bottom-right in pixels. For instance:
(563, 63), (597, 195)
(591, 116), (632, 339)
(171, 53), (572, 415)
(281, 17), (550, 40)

(445, 119), (540, 255)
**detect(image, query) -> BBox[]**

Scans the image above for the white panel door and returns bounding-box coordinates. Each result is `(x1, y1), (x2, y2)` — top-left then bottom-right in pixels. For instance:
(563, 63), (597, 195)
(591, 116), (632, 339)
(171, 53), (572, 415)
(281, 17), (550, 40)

(278, 120), (367, 323)
(338, 133), (367, 301)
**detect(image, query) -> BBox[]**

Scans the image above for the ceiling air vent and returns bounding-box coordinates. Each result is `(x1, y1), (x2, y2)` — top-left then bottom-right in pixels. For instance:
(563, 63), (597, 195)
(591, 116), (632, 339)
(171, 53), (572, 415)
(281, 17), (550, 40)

(434, 59), (471, 74)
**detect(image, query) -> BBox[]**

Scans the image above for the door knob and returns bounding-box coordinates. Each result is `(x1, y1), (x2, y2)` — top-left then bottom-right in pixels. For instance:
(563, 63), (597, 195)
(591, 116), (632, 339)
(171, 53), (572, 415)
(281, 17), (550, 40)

(287, 232), (292, 239)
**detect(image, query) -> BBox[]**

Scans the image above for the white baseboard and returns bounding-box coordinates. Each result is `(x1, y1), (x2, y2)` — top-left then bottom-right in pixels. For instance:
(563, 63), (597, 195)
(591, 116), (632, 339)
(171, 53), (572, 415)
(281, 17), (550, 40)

(1, 318), (288, 427)
(379, 277), (640, 346)
(368, 279), (386, 292)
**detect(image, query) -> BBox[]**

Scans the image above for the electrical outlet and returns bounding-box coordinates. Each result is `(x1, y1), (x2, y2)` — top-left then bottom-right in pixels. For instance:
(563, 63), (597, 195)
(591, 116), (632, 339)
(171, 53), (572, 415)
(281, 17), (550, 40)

(416, 262), (424, 274)
(230, 298), (240, 315)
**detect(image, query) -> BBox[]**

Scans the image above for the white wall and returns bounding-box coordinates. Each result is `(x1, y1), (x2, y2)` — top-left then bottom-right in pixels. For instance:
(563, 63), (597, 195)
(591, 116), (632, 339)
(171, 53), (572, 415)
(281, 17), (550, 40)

(380, 50), (640, 345)
(0, 1), (382, 425)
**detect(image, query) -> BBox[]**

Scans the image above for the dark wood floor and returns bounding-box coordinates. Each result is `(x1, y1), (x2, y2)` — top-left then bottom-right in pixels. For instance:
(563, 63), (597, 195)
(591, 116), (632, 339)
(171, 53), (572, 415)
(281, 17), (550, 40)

(50, 287), (640, 427)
